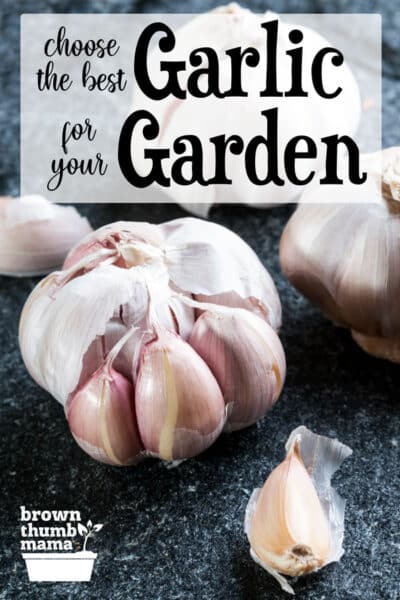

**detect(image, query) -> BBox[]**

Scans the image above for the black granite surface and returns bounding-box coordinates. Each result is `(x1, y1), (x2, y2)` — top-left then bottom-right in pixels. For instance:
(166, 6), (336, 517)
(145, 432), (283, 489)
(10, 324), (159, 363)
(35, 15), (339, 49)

(0, 1), (399, 599)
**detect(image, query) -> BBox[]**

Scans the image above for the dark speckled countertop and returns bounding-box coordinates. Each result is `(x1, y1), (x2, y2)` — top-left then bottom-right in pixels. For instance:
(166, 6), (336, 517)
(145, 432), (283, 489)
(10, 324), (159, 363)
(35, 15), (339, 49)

(0, 1), (399, 599)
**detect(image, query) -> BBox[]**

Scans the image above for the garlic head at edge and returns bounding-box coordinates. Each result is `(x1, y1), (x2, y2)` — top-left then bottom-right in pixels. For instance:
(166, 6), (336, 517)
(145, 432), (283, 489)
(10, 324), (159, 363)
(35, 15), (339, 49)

(0, 195), (92, 277)
(280, 146), (400, 363)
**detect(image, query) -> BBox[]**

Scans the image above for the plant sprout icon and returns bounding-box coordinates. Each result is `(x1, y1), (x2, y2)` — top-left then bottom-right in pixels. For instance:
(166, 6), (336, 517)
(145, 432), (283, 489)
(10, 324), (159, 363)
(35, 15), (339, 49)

(77, 520), (103, 552)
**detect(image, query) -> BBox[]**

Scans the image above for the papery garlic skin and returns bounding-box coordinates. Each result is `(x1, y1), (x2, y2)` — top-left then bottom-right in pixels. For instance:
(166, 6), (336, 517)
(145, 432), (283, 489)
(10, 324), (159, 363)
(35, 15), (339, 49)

(280, 147), (400, 362)
(67, 365), (143, 466)
(194, 292), (273, 325)
(135, 330), (225, 461)
(63, 220), (164, 271)
(161, 217), (281, 330)
(0, 195), (92, 276)
(245, 426), (352, 595)
(189, 309), (285, 430)
(131, 4), (361, 212)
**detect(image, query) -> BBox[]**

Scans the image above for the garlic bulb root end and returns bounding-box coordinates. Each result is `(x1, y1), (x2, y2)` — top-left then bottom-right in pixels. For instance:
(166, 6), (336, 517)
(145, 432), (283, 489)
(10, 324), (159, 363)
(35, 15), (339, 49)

(352, 330), (400, 363)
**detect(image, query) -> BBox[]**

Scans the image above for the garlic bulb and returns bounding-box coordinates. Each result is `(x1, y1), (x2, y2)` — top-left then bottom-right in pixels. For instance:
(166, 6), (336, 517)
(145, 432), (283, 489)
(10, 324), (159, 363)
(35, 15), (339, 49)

(245, 426), (352, 595)
(280, 146), (400, 362)
(189, 308), (285, 431)
(131, 3), (360, 213)
(19, 217), (284, 465)
(0, 195), (92, 276)
(135, 329), (225, 460)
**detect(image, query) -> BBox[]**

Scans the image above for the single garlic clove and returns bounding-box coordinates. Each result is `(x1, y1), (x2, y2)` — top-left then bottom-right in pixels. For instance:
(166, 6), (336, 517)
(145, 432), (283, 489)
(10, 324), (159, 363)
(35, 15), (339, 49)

(135, 329), (225, 461)
(189, 308), (285, 431)
(248, 441), (330, 578)
(0, 195), (92, 277)
(67, 365), (143, 466)
(245, 426), (352, 594)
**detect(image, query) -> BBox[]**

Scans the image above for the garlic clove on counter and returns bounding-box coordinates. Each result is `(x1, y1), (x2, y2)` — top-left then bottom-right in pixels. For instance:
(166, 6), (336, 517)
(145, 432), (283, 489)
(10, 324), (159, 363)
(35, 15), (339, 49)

(135, 329), (225, 461)
(67, 364), (143, 466)
(189, 308), (285, 431)
(245, 426), (352, 594)
(0, 195), (92, 277)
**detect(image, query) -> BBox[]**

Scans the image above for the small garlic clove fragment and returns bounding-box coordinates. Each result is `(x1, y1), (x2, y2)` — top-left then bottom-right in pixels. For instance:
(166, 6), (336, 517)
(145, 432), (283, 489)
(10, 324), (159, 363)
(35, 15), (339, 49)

(0, 195), (92, 277)
(189, 308), (285, 431)
(135, 329), (225, 461)
(67, 365), (143, 466)
(245, 426), (352, 594)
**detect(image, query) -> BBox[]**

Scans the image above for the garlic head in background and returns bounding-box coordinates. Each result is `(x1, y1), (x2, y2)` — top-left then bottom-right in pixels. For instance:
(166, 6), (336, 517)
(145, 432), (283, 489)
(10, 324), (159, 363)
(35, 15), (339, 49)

(131, 3), (361, 215)
(0, 195), (92, 276)
(280, 146), (400, 363)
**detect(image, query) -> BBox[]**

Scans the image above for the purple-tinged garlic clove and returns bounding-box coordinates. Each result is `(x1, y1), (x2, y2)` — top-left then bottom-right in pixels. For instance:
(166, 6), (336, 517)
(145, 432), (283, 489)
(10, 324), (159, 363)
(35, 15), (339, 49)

(135, 329), (225, 461)
(194, 291), (272, 325)
(189, 308), (285, 431)
(67, 365), (143, 466)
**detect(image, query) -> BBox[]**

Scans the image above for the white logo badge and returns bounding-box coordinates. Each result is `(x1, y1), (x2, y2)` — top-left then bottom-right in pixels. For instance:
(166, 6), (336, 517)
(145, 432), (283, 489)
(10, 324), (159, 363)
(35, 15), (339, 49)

(20, 506), (103, 582)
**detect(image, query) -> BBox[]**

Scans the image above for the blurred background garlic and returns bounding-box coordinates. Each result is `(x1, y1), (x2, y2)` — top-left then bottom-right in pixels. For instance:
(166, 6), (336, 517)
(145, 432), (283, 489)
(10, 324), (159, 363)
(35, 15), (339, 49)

(0, 195), (92, 276)
(131, 3), (361, 216)
(245, 426), (352, 595)
(280, 146), (400, 363)
(19, 217), (285, 465)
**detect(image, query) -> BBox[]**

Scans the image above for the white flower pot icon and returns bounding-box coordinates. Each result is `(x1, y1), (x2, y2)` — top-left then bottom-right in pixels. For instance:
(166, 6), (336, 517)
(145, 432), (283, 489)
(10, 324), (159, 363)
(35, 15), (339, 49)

(22, 520), (103, 582)
(22, 551), (97, 582)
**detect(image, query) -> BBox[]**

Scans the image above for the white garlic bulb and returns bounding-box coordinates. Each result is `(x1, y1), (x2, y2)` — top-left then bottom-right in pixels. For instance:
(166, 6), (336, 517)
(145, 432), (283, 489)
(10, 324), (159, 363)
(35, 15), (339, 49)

(19, 217), (284, 464)
(280, 146), (400, 362)
(131, 3), (360, 214)
(0, 195), (92, 276)
(245, 426), (352, 594)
